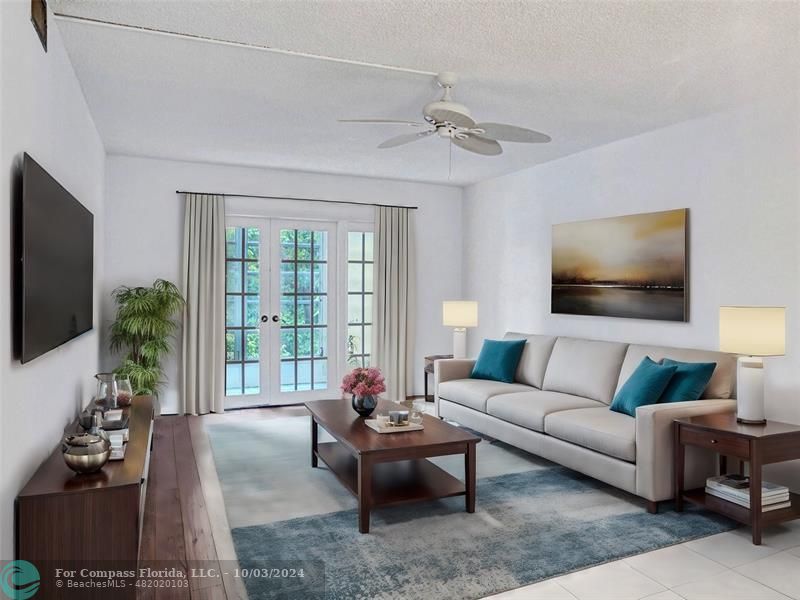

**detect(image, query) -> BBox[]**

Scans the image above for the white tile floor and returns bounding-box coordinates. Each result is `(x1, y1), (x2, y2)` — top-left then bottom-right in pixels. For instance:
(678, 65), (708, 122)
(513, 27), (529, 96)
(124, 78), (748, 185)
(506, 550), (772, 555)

(485, 520), (800, 600)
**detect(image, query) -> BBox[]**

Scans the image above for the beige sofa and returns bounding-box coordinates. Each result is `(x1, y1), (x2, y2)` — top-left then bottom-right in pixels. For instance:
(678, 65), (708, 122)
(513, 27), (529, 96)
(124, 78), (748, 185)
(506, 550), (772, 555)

(435, 333), (738, 511)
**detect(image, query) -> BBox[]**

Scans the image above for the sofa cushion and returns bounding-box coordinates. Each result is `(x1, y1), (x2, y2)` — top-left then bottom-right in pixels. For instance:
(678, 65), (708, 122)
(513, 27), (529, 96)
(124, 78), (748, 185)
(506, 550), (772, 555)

(487, 390), (605, 432)
(438, 379), (532, 413)
(545, 407), (636, 462)
(471, 339), (527, 383)
(542, 337), (629, 405)
(610, 357), (678, 417)
(616, 344), (736, 399)
(503, 332), (558, 389)
(659, 358), (717, 403)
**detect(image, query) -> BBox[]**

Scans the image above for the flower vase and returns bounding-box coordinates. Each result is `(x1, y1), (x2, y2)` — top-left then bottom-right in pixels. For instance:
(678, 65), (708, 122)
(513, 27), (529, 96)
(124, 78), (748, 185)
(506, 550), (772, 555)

(351, 394), (377, 417)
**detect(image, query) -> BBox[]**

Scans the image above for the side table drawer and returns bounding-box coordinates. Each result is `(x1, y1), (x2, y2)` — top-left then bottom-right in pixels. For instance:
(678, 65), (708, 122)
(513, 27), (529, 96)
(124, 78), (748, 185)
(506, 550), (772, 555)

(680, 427), (749, 458)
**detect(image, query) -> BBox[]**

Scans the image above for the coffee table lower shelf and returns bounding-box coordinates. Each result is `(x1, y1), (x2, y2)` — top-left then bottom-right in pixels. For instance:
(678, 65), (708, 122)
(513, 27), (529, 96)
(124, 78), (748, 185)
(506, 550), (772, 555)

(682, 488), (800, 526)
(315, 441), (466, 508)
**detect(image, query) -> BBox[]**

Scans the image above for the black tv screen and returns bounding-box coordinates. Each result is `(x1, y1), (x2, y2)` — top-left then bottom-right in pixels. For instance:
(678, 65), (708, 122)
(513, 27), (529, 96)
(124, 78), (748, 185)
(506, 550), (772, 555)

(20, 153), (94, 363)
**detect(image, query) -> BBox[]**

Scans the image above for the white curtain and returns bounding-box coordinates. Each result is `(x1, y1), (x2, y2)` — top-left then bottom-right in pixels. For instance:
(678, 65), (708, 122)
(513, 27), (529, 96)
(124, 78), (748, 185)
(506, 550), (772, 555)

(372, 206), (416, 402)
(181, 193), (226, 415)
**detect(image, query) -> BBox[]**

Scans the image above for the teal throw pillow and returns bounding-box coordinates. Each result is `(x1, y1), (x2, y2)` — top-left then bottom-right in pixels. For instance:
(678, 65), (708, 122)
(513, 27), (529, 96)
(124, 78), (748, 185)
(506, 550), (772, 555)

(610, 357), (678, 417)
(470, 339), (527, 384)
(658, 358), (716, 403)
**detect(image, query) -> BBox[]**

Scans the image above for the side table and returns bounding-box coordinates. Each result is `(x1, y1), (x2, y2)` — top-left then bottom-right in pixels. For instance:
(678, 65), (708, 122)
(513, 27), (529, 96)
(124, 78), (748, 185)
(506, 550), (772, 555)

(674, 413), (800, 545)
(424, 354), (453, 402)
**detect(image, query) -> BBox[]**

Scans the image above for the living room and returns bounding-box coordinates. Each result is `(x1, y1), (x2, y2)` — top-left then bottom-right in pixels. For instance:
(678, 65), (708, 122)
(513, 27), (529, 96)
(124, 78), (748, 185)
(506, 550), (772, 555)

(1, 1), (799, 599)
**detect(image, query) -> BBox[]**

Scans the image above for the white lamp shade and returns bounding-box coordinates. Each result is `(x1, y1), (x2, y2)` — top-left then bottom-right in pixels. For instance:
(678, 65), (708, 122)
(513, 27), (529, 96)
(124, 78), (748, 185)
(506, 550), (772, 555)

(443, 301), (478, 328)
(719, 306), (785, 356)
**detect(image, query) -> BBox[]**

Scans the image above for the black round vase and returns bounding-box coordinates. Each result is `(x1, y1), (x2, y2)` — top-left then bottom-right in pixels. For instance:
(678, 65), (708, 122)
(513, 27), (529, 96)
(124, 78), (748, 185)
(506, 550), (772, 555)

(351, 394), (377, 417)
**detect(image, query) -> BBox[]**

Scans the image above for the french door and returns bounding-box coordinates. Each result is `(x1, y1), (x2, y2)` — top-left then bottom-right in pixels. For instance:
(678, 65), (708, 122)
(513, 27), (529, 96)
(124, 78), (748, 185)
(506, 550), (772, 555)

(225, 218), (338, 407)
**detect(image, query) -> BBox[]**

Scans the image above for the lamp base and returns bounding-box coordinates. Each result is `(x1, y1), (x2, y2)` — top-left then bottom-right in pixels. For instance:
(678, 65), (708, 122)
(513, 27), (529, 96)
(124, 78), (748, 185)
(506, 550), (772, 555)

(452, 328), (467, 359)
(736, 356), (766, 425)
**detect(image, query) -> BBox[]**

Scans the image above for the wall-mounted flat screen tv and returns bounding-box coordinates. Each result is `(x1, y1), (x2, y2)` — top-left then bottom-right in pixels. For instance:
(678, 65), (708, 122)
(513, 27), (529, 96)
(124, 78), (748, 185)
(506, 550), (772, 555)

(19, 153), (94, 363)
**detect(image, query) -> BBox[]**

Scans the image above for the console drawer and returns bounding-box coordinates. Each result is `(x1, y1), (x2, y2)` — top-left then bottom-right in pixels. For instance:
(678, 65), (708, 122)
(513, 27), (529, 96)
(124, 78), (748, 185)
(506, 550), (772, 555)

(680, 427), (750, 458)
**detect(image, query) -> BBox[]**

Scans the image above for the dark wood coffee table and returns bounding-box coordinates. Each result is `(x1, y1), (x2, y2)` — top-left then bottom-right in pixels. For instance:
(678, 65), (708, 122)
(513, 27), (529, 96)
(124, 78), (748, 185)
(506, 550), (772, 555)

(306, 398), (480, 533)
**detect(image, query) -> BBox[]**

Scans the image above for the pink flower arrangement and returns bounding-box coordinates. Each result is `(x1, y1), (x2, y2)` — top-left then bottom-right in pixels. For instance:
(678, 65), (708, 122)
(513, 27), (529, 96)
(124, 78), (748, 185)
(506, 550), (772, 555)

(341, 367), (386, 397)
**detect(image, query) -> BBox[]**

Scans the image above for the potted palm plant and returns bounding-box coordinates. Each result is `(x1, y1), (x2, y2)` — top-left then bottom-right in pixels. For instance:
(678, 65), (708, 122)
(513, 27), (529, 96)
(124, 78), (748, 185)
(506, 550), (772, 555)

(110, 279), (185, 409)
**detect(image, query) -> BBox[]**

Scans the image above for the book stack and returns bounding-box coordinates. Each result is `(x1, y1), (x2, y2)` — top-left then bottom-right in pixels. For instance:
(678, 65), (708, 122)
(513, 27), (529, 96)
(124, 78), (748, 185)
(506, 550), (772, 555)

(706, 475), (791, 512)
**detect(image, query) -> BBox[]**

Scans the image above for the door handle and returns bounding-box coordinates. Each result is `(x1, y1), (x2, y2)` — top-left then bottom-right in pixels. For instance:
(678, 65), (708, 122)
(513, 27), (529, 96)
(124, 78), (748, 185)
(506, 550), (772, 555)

(260, 315), (269, 323)
(271, 315), (279, 323)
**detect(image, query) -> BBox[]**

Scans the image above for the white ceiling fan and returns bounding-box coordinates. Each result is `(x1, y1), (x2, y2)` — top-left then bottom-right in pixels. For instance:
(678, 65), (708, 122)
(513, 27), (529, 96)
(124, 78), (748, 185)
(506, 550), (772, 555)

(339, 72), (551, 156)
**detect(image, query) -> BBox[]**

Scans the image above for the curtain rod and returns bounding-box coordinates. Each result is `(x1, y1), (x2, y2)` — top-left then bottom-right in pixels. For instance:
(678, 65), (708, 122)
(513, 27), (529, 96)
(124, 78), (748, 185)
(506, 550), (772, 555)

(175, 191), (418, 210)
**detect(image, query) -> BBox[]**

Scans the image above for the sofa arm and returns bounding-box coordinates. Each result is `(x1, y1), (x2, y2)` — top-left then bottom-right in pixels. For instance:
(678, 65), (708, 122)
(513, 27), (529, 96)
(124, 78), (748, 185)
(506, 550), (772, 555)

(434, 359), (476, 417)
(635, 399), (737, 501)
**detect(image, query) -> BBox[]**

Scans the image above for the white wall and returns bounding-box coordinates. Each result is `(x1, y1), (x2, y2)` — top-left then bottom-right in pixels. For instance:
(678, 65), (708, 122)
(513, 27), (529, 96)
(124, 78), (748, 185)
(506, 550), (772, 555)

(462, 94), (800, 487)
(103, 155), (463, 413)
(0, 3), (106, 559)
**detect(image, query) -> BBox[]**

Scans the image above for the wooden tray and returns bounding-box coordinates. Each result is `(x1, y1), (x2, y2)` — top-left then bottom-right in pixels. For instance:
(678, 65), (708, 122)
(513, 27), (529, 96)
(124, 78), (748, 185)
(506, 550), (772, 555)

(365, 419), (424, 434)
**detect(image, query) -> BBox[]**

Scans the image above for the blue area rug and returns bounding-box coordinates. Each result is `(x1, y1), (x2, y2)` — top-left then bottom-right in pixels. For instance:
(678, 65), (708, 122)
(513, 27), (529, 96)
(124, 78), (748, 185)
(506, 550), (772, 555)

(230, 465), (736, 600)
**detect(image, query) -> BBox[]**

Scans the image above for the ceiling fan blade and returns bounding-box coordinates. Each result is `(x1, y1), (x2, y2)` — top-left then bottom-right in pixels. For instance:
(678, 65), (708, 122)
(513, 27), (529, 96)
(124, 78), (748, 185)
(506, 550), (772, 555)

(426, 108), (476, 129)
(378, 130), (435, 149)
(476, 122), (551, 143)
(452, 135), (503, 156)
(338, 119), (427, 127)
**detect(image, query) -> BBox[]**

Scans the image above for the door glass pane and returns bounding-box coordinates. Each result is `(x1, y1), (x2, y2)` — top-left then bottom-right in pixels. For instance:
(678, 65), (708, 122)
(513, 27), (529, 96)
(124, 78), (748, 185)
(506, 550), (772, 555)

(226, 364), (242, 396)
(348, 263), (362, 292)
(313, 231), (328, 260)
(348, 232), (363, 260)
(313, 263), (327, 293)
(245, 227), (260, 259)
(226, 295), (242, 327)
(226, 330), (241, 362)
(347, 294), (361, 324)
(313, 328), (327, 358)
(280, 295), (295, 326)
(280, 329), (295, 358)
(226, 227), (242, 259)
(297, 263), (311, 293)
(297, 361), (312, 391)
(296, 327), (312, 358)
(280, 229), (295, 260)
(245, 329), (260, 361)
(313, 359), (327, 388)
(296, 296), (312, 325)
(296, 230), (312, 260)
(226, 262), (242, 293)
(313, 295), (327, 325)
(245, 262), (259, 293)
(280, 361), (295, 392)
(279, 227), (329, 392)
(364, 232), (374, 261)
(244, 363), (260, 395)
(245, 296), (260, 327)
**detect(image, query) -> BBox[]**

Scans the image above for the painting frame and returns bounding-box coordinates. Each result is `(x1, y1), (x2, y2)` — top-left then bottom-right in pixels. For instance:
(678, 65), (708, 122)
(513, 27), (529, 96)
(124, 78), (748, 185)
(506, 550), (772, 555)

(551, 209), (689, 322)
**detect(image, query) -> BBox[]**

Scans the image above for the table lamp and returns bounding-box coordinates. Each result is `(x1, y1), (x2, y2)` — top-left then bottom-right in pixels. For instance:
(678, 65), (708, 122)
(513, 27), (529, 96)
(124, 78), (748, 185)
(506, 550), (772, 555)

(719, 306), (785, 424)
(443, 301), (478, 359)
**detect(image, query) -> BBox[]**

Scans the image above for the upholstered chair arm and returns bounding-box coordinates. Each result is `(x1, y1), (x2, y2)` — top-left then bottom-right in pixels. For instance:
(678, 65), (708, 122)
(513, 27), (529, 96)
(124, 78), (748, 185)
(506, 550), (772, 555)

(434, 359), (476, 417)
(635, 399), (737, 501)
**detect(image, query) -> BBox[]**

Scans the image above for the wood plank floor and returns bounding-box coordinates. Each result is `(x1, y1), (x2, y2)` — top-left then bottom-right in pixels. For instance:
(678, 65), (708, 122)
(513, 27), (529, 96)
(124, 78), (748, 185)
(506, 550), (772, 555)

(139, 416), (227, 600)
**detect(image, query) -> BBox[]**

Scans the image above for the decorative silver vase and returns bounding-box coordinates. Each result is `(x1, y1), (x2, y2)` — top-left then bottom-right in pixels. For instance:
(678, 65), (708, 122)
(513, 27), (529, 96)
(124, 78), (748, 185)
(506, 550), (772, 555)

(62, 433), (111, 474)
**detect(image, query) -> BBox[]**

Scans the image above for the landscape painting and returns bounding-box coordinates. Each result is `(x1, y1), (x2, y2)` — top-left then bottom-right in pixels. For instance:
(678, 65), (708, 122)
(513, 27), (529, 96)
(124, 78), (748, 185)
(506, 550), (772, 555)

(551, 209), (687, 321)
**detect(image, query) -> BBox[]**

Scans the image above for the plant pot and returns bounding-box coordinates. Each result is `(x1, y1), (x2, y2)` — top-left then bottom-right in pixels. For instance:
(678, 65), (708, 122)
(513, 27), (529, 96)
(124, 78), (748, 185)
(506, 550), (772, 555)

(351, 394), (377, 418)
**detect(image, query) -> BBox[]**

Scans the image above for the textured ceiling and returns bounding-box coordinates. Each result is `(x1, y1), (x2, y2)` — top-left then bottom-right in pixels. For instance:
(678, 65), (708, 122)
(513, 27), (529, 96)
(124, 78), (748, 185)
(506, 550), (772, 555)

(52, 0), (798, 186)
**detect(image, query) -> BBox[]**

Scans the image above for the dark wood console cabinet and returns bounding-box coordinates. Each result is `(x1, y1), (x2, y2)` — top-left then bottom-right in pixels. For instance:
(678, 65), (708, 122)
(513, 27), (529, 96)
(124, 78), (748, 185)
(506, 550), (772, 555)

(16, 396), (154, 586)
